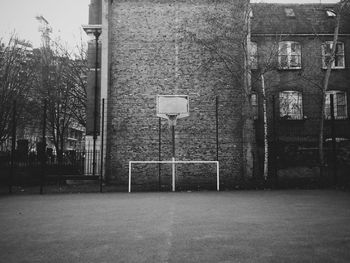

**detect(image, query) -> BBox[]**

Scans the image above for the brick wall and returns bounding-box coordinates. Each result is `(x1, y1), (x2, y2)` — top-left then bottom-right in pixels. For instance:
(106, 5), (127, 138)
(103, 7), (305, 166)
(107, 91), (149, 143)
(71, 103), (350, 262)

(252, 35), (350, 142)
(251, 33), (350, 179)
(106, 0), (245, 188)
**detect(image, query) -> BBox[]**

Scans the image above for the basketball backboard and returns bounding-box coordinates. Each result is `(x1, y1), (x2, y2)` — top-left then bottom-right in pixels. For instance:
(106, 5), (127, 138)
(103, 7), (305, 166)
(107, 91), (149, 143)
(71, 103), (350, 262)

(156, 95), (189, 120)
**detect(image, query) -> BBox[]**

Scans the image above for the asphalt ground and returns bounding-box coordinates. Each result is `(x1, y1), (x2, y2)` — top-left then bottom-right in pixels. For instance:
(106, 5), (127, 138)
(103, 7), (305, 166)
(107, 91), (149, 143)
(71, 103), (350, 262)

(0, 190), (349, 263)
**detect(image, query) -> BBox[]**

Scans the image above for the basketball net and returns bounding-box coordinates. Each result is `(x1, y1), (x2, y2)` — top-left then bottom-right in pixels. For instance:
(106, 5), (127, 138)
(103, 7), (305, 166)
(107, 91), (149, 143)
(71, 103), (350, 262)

(167, 114), (178, 126)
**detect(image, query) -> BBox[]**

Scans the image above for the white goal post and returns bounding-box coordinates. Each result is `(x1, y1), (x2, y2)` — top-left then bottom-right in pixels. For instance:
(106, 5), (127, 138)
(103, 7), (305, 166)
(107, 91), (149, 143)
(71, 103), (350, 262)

(128, 160), (220, 192)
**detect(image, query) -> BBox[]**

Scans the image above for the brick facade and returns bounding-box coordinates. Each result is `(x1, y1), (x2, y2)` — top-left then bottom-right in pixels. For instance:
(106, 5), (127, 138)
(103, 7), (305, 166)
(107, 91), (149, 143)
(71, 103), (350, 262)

(251, 4), (350, 179)
(106, 0), (246, 188)
(85, 1), (350, 188)
(252, 36), (350, 140)
(251, 4), (350, 140)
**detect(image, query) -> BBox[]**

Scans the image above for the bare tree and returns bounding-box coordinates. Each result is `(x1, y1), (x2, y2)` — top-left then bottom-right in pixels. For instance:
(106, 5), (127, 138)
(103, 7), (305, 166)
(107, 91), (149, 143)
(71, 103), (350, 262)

(317, 1), (349, 177)
(186, 0), (349, 184)
(183, 0), (256, 180)
(293, 0), (350, 177)
(38, 40), (87, 158)
(0, 36), (40, 149)
(184, 1), (299, 182)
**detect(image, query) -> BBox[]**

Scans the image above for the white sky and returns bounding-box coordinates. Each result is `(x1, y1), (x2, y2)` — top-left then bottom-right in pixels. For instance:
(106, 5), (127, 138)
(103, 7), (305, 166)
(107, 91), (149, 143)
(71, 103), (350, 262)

(0, 0), (90, 50)
(0, 0), (339, 50)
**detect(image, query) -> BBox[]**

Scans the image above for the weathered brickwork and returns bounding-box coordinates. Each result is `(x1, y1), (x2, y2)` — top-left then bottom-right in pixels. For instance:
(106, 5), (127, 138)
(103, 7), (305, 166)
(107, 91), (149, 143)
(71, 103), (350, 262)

(106, 0), (245, 187)
(252, 36), (350, 140)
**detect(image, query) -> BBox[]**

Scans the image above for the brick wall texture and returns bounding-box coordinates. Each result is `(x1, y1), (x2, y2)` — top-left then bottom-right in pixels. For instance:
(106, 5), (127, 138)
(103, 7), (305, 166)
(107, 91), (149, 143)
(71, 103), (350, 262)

(251, 36), (350, 143)
(106, 0), (246, 188)
(251, 3), (350, 146)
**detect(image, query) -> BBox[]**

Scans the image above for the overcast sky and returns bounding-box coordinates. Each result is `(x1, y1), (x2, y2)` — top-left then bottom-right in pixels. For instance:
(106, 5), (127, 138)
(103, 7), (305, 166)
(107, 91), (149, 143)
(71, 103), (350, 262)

(0, 0), (339, 50)
(0, 0), (90, 50)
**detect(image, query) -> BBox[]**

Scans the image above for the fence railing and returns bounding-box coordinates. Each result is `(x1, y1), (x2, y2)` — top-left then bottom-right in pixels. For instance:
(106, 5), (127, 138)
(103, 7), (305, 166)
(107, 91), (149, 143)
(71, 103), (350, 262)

(0, 150), (101, 183)
(255, 94), (350, 188)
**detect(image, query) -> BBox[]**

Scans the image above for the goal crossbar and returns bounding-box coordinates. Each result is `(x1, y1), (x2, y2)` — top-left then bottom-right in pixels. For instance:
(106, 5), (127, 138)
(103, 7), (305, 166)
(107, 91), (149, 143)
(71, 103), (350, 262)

(128, 160), (219, 192)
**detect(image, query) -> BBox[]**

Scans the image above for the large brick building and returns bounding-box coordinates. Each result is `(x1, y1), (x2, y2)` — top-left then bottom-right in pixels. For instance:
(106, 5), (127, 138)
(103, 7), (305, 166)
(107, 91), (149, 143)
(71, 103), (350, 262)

(251, 3), (350, 181)
(85, 0), (350, 188)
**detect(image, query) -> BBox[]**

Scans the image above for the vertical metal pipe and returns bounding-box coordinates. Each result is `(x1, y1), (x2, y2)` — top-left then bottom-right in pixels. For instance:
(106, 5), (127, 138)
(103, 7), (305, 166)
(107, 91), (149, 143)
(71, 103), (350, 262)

(172, 157), (175, 192)
(216, 161), (220, 191)
(128, 161), (132, 193)
(40, 100), (47, 195)
(158, 117), (161, 191)
(93, 31), (101, 177)
(100, 98), (105, 192)
(216, 96), (219, 161)
(9, 100), (17, 194)
(172, 125), (175, 158)
(330, 94), (337, 185)
(172, 125), (175, 192)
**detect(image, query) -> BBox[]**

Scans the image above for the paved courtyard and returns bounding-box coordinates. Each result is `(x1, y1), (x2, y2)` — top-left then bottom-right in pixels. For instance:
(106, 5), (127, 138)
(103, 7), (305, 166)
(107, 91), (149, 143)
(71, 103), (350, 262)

(0, 190), (350, 263)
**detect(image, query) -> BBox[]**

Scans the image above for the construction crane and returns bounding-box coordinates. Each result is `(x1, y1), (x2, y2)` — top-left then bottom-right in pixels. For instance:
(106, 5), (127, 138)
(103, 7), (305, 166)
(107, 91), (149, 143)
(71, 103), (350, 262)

(35, 15), (52, 48)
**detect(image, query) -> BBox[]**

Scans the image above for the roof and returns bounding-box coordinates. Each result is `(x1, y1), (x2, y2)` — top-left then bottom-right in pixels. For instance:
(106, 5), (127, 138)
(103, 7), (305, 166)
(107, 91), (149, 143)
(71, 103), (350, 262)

(251, 3), (350, 35)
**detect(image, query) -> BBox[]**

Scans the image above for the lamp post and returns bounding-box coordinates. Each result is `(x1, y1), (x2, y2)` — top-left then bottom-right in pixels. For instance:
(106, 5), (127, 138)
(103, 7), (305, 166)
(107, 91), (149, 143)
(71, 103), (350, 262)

(82, 25), (102, 177)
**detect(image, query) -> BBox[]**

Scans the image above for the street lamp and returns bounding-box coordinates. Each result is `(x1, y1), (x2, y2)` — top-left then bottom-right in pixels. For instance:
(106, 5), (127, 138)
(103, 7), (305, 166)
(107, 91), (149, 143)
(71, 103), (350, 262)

(82, 25), (102, 177)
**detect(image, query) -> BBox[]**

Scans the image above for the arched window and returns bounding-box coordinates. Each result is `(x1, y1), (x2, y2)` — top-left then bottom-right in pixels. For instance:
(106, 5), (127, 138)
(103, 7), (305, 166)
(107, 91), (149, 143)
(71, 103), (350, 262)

(278, 41), (301, 69)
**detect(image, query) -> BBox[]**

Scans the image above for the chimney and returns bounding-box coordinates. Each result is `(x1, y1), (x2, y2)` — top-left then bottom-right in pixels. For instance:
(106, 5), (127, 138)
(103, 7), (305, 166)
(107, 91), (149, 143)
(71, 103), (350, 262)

(88, 0), (102, 25)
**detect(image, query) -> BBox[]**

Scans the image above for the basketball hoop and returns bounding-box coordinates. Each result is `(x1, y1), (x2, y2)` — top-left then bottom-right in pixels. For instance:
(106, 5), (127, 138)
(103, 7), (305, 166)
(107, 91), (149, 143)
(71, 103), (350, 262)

(156, 95), (189, 127)
(156, 95), (189, 120)
(155, 95), (190, 189)
(167, 114), (178, 127)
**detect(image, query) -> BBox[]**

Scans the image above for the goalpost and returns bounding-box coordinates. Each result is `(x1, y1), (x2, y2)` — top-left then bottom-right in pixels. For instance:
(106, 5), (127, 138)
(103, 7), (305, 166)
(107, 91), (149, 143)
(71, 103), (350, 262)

(128, 95), (219, 192)
(128, 160), (219, 192)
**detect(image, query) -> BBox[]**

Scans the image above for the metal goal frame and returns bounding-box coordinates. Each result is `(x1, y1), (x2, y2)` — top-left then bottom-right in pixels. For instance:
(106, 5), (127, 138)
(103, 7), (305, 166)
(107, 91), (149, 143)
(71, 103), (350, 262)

(128, 160), (219, 192)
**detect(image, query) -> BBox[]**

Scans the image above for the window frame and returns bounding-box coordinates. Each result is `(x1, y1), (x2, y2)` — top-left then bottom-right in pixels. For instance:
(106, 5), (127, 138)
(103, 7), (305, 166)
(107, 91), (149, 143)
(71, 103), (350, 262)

(325, 90), (348, 120)
(278, 41), (302, 70)
(250, 42), (258, 70)
(322, 41), (345, 69)
(326, 10), (336, 17)
(279, 90), (303, 120)
(284, 8), (296, 17)
(251, 92), (258, 119)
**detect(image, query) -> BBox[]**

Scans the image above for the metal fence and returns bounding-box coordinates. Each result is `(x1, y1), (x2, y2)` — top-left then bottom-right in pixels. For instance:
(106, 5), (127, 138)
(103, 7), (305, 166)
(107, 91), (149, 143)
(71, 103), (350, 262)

(0, 99), (105, 193)
(255, 93), (350, 188)
(0, 150), (100, 184)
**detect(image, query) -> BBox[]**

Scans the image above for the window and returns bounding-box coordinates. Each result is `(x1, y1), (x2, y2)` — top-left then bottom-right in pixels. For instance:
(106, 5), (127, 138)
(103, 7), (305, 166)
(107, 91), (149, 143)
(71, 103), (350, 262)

(250, 42), (258, 70)
(326, 10), (336, 17)
(322, 42), (345, 69)
(251, 93), (258, 119)
(279, 91), (303, 120)
(284, 8), (295, 17)
(278, 41), (301, 69)
(325, 91), (347, 119)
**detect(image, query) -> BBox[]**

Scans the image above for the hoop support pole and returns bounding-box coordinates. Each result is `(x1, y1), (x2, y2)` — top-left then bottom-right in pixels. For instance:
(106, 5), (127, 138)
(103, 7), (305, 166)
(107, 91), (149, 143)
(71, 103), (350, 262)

(128, 161), (132, 193)
(216, 162), (220, 191)
(172, 157), (175, 192)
